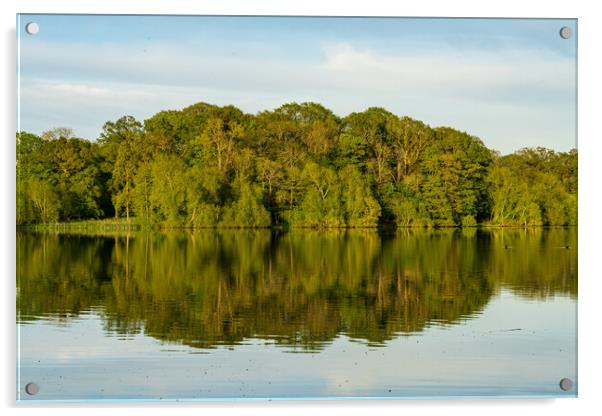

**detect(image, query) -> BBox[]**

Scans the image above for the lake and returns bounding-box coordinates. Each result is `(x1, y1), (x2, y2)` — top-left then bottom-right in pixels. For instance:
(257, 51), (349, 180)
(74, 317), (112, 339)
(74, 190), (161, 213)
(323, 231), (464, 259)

(16, 228), (577, 401)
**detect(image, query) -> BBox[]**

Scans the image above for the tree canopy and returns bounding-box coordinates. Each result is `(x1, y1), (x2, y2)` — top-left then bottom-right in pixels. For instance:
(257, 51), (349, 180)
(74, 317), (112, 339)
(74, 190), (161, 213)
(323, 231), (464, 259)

(16, 102), (577, 228)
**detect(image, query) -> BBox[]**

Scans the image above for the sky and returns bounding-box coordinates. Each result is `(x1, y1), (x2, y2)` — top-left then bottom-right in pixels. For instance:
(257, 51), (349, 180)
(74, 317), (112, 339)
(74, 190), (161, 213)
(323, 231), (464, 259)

(17, 15), (577, 155)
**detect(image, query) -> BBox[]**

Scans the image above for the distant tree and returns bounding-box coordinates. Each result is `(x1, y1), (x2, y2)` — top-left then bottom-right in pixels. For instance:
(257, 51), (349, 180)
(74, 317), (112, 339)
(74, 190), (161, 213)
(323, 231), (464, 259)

(291, 162), (344, 227)
(185, 165), (224, 227)
(25, 179), (60, 224)
(343, 108), (394, 186)
(98, 116), (143, 219)
(221, 180), (270, 227)
(131, 163), (153, 225)
(487, 165), (515, 226)
(47, 137), (104, 220)
(387, 116), (432, 182)
(112, 139), (139, 221)
(41, 127), (74, 141)
(98, 116), (142, 164)
(333, 132), (370, 169)
(198, 118), (242, 173)
(143, 110), (185, 155)
(340, 165), (381, 227)
(257, 157), (283, 197)
(487, 148), (576, 226)
(148, 155), (188, 226)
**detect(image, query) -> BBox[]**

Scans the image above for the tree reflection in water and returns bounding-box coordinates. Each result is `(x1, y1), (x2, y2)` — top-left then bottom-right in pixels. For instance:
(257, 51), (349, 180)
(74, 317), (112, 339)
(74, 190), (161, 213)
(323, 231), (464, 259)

(17, 228), (576, 350)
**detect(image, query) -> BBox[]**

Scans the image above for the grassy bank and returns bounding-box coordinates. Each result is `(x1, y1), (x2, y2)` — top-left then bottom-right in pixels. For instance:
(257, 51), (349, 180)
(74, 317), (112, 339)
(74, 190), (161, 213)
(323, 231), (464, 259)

(17, 218), (576, 233)
(18, 219), (142, 232)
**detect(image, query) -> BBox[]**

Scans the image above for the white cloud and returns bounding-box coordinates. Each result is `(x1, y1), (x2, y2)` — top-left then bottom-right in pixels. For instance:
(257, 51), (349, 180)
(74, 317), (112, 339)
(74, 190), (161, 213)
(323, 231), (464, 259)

(51, 83), (113, 97)
(320, 42), (573, 97)
(18, 40), (576, 153)
(18, 78), (290, 139)
(21, 40), (572, 100)
(48, 83), (156, 101)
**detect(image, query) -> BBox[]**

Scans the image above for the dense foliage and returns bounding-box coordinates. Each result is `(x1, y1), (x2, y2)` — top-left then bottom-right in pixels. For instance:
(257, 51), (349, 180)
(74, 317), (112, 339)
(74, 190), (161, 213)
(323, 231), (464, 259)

(16, 102), (577, 228)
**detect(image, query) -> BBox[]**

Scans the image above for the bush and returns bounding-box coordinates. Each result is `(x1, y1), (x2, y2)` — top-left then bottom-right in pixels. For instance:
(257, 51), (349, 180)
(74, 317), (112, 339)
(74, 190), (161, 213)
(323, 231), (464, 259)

(461, 215), (477, 227)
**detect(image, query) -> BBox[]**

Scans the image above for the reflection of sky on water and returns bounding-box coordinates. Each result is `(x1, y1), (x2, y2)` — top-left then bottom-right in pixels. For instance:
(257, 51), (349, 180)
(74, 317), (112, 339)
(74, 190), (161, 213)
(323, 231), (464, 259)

(18, 290), (576, 401)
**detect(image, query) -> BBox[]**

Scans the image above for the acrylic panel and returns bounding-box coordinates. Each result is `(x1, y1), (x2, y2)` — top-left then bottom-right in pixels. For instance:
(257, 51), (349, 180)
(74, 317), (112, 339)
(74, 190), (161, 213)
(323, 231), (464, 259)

(16, 15), (578, 402)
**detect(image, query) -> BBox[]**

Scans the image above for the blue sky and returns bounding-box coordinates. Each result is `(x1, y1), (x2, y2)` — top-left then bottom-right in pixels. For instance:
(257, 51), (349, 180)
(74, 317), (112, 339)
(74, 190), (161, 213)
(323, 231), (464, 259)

(17, 15), (576, 154)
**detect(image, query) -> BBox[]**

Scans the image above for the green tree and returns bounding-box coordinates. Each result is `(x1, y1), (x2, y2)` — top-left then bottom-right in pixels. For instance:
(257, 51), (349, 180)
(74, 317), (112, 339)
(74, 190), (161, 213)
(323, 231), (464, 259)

(487, 148), (576, 226)
(340, 165), (381, 227)
(112, 139), (139, 221)
(388, 116), (432, 182)
(49, 137), (104, 220)
(198, 118), (243, 173)
(291, 162), (344, 227)
(148, 155), (188, 226)
(186, 165), (224, 227)
(25, 179), (60, 224)
(131, 163), (154, 225)
(343, 108), (394, 186)
(98, 116), (143, 167)
(221, 180), (271, 227)
(98, 116), (143, 218)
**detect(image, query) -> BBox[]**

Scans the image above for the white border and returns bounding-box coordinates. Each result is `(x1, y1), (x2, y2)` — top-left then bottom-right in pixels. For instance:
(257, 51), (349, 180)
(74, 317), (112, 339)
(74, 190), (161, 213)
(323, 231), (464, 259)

(2, 1), (601, 415)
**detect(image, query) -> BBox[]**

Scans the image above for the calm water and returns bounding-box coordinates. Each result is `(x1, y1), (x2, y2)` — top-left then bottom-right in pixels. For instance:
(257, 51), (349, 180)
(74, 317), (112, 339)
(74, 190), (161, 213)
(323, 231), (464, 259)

(16, 228), (577, 401)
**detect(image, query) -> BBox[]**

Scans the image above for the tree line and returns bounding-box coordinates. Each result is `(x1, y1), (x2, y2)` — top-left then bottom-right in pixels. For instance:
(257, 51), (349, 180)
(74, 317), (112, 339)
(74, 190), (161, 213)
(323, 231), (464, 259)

(16, 102), (578, 228)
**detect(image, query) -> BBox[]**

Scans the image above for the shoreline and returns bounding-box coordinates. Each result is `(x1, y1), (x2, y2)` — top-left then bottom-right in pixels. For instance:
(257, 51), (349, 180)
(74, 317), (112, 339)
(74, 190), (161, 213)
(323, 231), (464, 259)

(16, 220), (578, 233)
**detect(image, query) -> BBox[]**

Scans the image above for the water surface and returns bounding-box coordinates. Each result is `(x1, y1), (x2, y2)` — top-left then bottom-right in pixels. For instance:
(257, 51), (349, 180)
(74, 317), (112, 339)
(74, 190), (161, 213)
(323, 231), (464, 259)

(16, 228), (577, 401)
